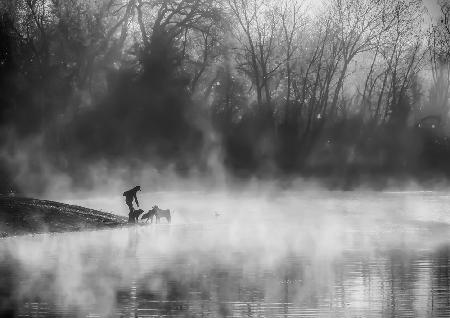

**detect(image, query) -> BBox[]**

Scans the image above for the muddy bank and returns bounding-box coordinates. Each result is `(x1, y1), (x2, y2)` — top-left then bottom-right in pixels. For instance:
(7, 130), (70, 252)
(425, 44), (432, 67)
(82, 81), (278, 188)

(0, 195), (127, 238)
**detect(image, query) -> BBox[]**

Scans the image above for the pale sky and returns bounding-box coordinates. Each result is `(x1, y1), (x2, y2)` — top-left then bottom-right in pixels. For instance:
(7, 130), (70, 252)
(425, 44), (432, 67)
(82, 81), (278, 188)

(301, 0), (443, 22)
(422, 0), (443, 22)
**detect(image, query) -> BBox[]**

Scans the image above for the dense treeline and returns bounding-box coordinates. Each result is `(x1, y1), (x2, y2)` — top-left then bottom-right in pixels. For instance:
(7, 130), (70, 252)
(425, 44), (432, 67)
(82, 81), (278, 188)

(0, 0), (449, 191)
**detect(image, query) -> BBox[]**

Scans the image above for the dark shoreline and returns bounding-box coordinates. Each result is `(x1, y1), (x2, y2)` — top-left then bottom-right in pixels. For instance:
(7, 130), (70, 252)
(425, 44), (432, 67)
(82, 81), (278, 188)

(0, 195), (127, 238)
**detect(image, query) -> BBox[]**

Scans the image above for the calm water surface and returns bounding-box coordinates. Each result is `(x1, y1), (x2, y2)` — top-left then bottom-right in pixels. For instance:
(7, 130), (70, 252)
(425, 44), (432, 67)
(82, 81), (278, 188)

(1, 191), (450, 317)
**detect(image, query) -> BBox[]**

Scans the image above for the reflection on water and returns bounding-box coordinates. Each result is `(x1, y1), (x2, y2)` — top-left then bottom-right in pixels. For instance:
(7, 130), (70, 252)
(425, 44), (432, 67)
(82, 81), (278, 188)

(1, 191), (450, 317)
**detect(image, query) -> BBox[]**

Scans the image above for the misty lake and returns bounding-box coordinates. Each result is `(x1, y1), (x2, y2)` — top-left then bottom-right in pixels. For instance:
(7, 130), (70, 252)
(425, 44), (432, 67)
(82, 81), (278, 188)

(1, 190), (450, 317)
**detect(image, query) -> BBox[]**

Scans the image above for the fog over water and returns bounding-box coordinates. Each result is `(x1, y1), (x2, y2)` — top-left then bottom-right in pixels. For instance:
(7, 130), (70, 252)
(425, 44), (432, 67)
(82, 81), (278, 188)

(2, 190), (450, 317)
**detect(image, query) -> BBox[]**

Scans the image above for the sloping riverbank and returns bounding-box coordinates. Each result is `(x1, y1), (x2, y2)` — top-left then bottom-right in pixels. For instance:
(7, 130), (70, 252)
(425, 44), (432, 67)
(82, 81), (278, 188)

(0, 195), (127, 238)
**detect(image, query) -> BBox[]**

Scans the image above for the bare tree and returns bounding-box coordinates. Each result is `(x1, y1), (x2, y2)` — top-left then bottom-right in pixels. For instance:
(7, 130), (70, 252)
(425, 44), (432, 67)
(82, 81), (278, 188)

(277, 0), (305, 121)
(326, 0), (390, 119)
(134, 0), (220, 48)
(227, 0), (282, 108)
(373, 0), (426, 123)
(429, 0), (450, 120)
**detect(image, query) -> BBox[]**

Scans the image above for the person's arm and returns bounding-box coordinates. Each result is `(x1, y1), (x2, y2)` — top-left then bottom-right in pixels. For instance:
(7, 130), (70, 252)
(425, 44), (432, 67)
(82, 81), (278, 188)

(134, 192), (139, 207)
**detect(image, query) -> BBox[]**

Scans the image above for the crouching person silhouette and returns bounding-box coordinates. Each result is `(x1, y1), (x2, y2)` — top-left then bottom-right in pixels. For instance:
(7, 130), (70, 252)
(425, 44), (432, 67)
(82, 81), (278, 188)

(123, 186), (141, 223)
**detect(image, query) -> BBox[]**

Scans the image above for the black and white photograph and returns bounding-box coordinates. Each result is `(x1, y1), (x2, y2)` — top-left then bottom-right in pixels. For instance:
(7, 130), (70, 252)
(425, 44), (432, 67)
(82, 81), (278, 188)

(0, 0), (450, 316)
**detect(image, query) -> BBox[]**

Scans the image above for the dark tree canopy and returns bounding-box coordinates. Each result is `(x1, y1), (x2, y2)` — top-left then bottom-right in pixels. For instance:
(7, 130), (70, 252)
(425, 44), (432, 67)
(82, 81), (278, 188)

(0, 0), (449, 193)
